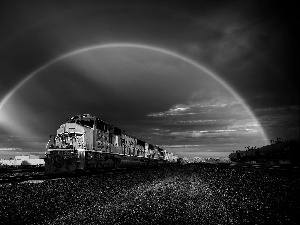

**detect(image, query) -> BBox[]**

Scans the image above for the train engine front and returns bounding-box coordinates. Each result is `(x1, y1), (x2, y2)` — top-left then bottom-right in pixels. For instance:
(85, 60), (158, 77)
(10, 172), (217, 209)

(45, 114), (94, 173)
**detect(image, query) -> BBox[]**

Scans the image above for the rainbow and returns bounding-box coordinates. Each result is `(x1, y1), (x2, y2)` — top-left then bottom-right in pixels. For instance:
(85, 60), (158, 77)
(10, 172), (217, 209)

(0, 42), (269, 143)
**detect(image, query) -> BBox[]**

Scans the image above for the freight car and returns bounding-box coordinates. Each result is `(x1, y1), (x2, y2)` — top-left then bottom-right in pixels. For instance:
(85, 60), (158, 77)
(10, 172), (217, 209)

(45, 114), (178, 173)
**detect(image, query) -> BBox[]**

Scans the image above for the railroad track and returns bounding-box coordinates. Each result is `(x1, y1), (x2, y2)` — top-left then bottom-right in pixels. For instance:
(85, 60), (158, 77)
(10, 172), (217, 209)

(3, 162), (297, 184)
(0, 167), (45, 173)
(0, 168), (128, 184)
(0, 164), (168, 184)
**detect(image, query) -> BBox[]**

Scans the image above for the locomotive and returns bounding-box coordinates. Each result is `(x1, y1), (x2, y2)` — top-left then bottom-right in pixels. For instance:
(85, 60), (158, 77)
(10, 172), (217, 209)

(45, 114), (178, 173)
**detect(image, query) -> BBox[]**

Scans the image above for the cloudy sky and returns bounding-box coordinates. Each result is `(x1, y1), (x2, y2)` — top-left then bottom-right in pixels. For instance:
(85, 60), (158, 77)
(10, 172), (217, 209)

(0, 0), (298, 159)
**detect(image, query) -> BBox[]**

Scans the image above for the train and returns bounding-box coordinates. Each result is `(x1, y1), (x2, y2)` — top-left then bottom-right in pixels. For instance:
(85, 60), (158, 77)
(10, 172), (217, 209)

(45, 114), (178, 173)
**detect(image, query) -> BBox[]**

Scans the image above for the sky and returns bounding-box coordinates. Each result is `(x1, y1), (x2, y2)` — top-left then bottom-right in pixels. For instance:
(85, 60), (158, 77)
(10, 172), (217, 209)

(0, 0), (298, 159)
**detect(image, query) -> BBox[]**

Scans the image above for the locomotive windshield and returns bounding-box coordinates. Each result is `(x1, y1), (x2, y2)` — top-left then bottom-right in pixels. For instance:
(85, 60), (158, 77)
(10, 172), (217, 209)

(66, 115), (95, 128)
(76, 119), (94, 128)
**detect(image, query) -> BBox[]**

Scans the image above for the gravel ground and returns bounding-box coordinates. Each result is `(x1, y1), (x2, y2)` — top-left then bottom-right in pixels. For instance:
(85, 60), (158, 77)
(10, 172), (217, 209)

(0, 163), (299, 225)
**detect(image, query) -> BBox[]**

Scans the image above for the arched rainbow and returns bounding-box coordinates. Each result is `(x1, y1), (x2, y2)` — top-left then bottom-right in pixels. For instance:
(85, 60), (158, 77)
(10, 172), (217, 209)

(0, 43), (269, 143)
